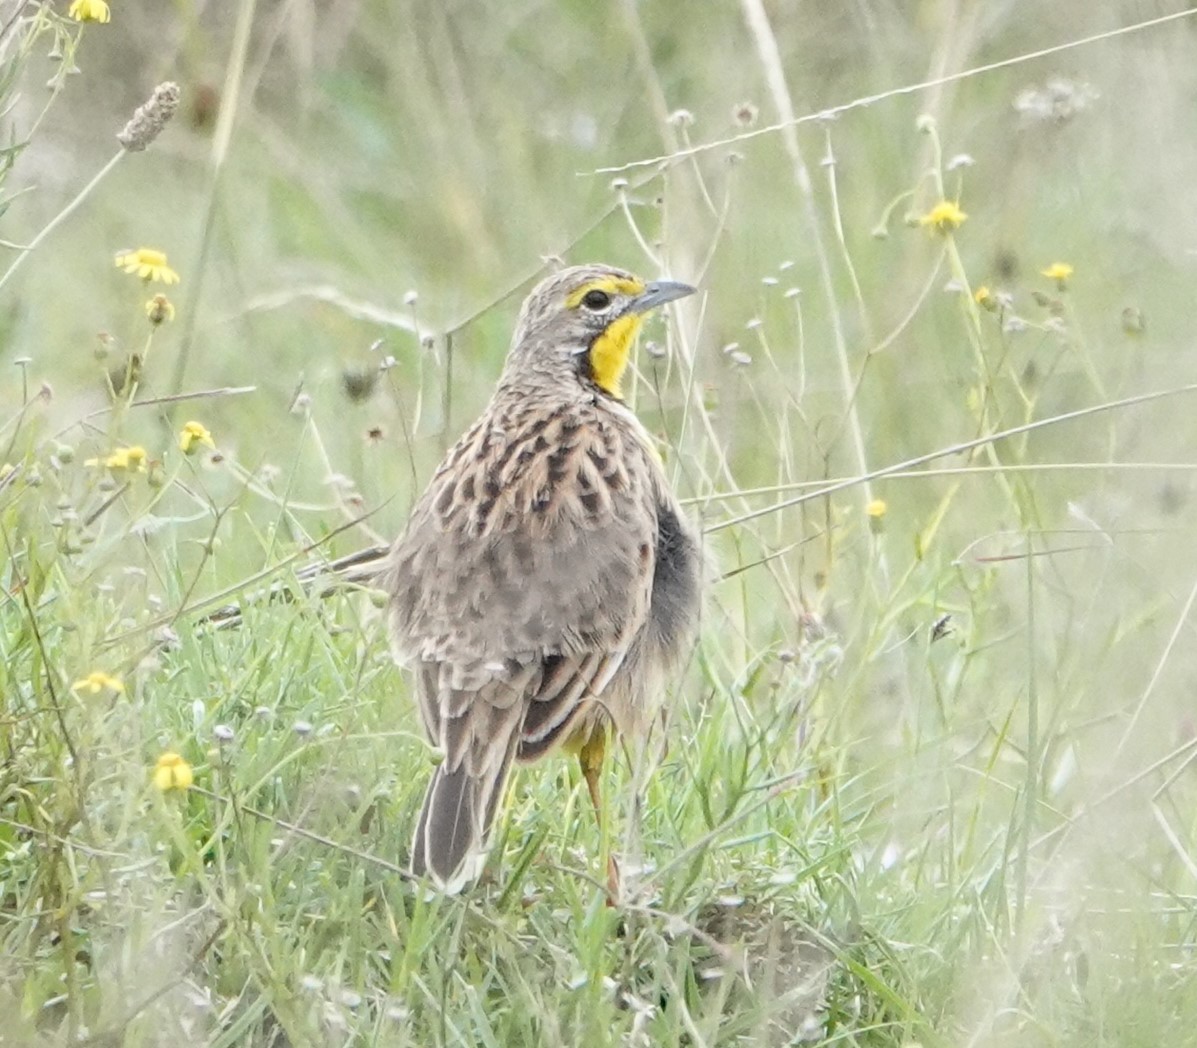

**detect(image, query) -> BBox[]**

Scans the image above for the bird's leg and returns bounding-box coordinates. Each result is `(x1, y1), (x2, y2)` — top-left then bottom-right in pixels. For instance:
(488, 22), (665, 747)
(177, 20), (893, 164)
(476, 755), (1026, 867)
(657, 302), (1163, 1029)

(579, 730), (619, 902)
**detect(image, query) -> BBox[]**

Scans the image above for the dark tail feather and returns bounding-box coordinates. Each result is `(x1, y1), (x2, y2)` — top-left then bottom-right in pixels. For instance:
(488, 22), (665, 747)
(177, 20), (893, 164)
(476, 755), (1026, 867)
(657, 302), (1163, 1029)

(411, 744), (518, 893)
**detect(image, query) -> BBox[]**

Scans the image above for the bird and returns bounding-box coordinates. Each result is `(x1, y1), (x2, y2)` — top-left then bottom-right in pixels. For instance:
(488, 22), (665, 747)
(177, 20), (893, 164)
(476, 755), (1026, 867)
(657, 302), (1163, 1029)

(380, 262), (702, 895)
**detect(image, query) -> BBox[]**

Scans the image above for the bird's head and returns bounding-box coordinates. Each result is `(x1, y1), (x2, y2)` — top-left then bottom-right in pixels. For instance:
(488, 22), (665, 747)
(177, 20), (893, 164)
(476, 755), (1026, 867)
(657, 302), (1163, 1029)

(505, 263), (695, 399)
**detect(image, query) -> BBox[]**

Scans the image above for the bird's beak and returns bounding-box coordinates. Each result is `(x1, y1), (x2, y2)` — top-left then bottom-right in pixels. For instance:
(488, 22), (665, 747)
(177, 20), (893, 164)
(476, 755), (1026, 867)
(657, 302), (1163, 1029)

(626, 279), (696, 315)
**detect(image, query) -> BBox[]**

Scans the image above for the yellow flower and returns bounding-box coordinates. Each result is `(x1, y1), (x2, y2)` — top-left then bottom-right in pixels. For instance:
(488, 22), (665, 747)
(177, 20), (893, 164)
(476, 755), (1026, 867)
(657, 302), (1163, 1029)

(114, 248), (180, 285)
(145, 293), (175, 325)
(72, 670), (124, 694)
(179, 421), (215, 454)
(919, 200), (967, 233)
(866, 498), (887, 535)
(1040, 262), (1074, 287)
(152, 752), (194, 792)
(86, 445), (148, 471)
(973, 285), (1000, 313)
(69, 0), (110, 22)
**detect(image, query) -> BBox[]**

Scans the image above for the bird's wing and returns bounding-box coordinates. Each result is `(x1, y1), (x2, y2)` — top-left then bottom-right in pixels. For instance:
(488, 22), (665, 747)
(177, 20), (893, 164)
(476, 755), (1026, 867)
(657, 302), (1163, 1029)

(388, 401), (662, 888)
(386, 401), (660, 752)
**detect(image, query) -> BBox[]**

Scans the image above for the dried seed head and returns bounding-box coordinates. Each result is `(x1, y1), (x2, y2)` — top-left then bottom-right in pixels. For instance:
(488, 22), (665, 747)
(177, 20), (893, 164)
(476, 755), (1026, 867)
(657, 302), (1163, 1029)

(1121, 306), (1145, 335)
(1013, 78), (1099, 126)
(95, 333), (118, 360)
(145, 293), (174, 326)
(118, 82), (181, 152)
(733, 101), (759, 127)
(189, 83), (220, 132)
(340, 366), (379, 403)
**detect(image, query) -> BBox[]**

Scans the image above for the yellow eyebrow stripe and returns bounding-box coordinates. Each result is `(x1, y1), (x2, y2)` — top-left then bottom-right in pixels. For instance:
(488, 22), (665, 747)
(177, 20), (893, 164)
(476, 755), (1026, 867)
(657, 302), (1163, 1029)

(565, 275), (646, 309)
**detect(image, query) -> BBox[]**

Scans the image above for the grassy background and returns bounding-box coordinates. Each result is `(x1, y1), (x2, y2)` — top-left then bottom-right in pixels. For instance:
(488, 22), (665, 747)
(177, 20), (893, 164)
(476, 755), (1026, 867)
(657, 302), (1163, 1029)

(4, 1), (1197, 1044)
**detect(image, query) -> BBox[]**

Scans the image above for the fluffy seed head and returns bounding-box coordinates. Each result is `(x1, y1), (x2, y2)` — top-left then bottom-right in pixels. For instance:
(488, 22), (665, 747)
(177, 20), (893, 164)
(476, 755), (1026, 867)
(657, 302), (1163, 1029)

(118, 82), (181, 152)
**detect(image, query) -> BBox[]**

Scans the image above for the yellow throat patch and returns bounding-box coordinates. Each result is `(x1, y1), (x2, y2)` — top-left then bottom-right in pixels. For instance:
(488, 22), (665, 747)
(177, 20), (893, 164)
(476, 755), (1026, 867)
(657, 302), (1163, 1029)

(589, 312), (644, 399)
(566, 276), (648, 399)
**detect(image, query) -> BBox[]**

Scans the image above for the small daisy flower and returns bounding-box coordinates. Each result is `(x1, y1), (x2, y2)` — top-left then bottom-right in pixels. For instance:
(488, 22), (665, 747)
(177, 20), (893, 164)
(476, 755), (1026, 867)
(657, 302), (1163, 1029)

(866, 498), (888, 535)
(1040, 262), (1074, 289)
(973, 286), (999, 312)
(114, 248), (180, 285)
(919, 201), (967, 234)
(152, 752), (194, 792)
(85, 445), (148, 472)
(72, 670), (124, 694)
(145, 293), (175, 325)
(179, 421), (215, 454)
(69, 0), (110, 22)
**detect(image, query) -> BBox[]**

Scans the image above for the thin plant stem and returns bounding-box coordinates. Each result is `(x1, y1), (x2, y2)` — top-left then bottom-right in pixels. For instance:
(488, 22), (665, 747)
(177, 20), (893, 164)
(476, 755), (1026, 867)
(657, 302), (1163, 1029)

(168, 0), (257, 400)
(0, 150), (124, 292)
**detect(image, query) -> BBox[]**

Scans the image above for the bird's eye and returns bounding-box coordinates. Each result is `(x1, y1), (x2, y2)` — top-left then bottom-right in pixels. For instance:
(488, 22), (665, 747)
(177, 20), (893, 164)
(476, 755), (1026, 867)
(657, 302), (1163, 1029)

(581, 289), (611, 311)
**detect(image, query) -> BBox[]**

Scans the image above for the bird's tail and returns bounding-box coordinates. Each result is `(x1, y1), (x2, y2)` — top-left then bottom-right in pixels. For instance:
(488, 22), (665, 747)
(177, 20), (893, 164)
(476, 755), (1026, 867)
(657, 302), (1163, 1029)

(410, 738), (518, 894)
